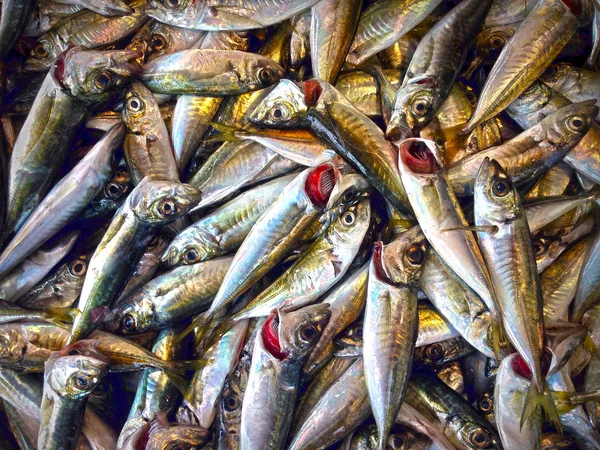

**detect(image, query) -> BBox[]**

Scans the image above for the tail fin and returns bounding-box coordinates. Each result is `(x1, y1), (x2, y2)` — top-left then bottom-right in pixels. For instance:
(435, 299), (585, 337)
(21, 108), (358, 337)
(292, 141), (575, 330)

(521, 379), (562, 433)
(46, 307), (79, 326)
(552, 390), (584, 415)
(162, 363), (192, 402)
(173, 312), (211, 346)
(204, 122), (244, 143)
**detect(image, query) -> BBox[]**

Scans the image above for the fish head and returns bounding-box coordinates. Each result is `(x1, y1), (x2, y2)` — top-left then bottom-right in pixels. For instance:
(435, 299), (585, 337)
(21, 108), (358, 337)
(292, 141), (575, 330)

(146, 412), (209, 450)
(380, 225), (428, 285)
(333, 321), (363, 357)
(544, 100), (598, 147)
(387, 425), (432, 450)
(539, 62), (569, 86)
(262, 304), (330, 361)
(122, 81), (160, 134)
(161, 228), (215, 267)
(65, 255), (90, 281)
(24, 33), (62, 72)
(104, 290), (155, 335)
(146, 0), (196, 29)
(249, 79), (308, 127)
(327, 198), (371, 248)
(129, 178), (202, 225)
(45, 340), (110, 399)
(474, 158), (519, 225)
(386, 82), (439, 141)
(56, 47), (142, 104)
(396, 138), (444, 189)
(449, 415), (501, 450)
(243, 55), (286, 91)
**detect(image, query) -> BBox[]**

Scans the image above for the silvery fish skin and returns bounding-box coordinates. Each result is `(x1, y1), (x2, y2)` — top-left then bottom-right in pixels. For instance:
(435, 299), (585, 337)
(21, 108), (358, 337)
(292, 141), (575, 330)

(233, 198), (370, 320)
(289, 357), (370, 450)
(303, 263), (368, 378)
(310, 0), (362, 84)
(448, 100), (597, 197)
(0, 230), (79, 302)
(117, 327), (183, 450)
(164, 174), (295, 267)
(7, 47), (140, 234)
(140, 50), (285, 95)
(289, 11), (311, 81)
(176, 320), (247, 429)
(525, 163), (573, 199)
(52, 0), (133, 16)
(462, 0), (579, 134)
(0, 124), (124, 277)
(0, 0), (35, 57)
(38, 341), (110, 450)
(123, 81), (179, 184)
(69, 178), (201, 343)
(407, 370), (502, 450)
(474, 158), (556, 428)
(386, 0), (493, 140)
(494, 353), (542, 450)
(240, 304), (330, 450)
(572, 228), (600, 321)
(364, 236), (421, 450)
(206, 163), (340, 321)
(105, 256), (232, 335)
(145, 0), (321, 30)
(415, 337), (475, 367)
(396, 138), (501, 356)
(523, 194), (597, 234)
(541, 233), (594, 322)
(347, 0), (443, 66)
(23, 0), (83, 38)
(334, 70), (403, 118)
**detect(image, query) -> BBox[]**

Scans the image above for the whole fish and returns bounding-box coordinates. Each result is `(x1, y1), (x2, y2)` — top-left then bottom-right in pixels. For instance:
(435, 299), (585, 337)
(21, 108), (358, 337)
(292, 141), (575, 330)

(233, 198), (370, 320)
(7, 47), (140, 234)
(145, 0), (321, 30)
(163, 174), (295, 266)
(38, 340), (110, 450)
(240, 304), (330, 450)
(0, 124), (125, 277)
(141, 50), (285, 95)
(69, 178), (201, 343)
(462, 0), (579, 134)
(474, 158), (559, 428)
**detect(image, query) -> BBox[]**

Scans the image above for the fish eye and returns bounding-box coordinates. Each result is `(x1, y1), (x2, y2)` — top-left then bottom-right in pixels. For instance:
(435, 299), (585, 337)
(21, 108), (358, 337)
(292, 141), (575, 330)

(389, 433), (406, 449)
(412, 98), (430, 116)
(300, 325), (318, 342)
(184, 248), (200, 263)
(149, 34), (167, 51)
(542, 64), (558, 79)
(94, 72), (114, 90)
(147, 236), (160, 249)
(488, 35), (506, 50)
(69, 259), (87, 277)
(164, 0), (180, 7)
(341, 211), (355, 225)
(491, 176), (510, 197)
(469, 428), (491, 448)
(354, 325), (363, 339)
(258, 68), (274, 85)
(533, 239), (547, 257)
(158, 198), (177, 216)
(406, 245), (425, 265)
(105, 181), (123, 198)
(567, 115), (586, 132)
(269, 106), (286, 121)
(74, 375), (91, 390)
(126, 96), (144, 112)
(224, 394), (241, 412)
(425, 343), (444, 361)
(435, 138), (444, 146)
(33, 43), (49, 58)
(478, 397), (493, 412)
(122, 314), (136, 331)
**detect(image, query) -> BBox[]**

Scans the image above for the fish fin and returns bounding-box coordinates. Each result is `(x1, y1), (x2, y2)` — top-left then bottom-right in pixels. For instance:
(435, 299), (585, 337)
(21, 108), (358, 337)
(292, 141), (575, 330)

(584, 334), (600, 361)
(203, 122), (242, 143)
(440, 225), (498, 234)
(521, 380), (562, 433)
(46, 307), (79, 325)
(162, 364), (192, 402)
(552, 390), (579, 415)
(173, 312), (211, 345)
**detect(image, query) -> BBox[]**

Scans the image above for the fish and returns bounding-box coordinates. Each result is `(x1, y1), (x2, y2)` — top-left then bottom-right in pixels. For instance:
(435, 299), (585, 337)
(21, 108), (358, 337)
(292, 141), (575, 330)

(69, 178), (201, 343)
(52, 0), (133, 17)
(0, 0), (36, 58)
(145, 413), (210, 450)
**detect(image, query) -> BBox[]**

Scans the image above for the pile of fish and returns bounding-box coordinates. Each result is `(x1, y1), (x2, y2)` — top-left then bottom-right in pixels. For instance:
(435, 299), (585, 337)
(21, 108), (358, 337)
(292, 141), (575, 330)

(2, 0), (600, 448)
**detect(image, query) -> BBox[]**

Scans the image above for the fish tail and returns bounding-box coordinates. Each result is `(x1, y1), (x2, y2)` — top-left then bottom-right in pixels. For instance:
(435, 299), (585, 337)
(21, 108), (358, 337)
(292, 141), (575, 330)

(173, 313), (210, 345)
(162, 363), (192, 402)
(521, 379), (562, 433)
(204, 122), (243, 142)
(46, 307), (79, 325)
(489, 313), (508, 360)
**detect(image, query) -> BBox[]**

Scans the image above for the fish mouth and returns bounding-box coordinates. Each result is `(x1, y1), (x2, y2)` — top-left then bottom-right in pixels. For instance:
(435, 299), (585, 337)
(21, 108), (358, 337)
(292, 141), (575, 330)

(398, 139), (440, 175)
(262, 311), (288, 360)
(305, 163), (339, 208)
(372, 241), (397, 285)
